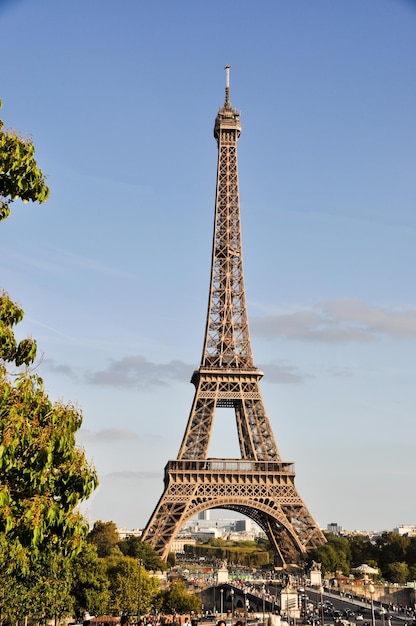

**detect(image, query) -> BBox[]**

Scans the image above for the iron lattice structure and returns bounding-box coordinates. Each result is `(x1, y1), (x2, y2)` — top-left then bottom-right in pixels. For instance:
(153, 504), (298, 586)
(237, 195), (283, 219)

(142, 67), (326, 567)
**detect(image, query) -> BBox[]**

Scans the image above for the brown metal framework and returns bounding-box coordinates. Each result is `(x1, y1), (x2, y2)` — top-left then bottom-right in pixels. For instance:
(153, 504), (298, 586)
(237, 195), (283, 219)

(142, 67), (326, 567)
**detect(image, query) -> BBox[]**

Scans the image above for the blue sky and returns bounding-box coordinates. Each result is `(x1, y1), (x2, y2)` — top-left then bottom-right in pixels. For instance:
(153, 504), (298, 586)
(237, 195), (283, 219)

(1, 0), (415, 534)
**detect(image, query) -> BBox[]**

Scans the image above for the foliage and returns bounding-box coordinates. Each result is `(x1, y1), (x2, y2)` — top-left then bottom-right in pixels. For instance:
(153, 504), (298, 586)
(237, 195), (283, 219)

(384, 561), (409, 584)
(0, 104), (97, 624)
(158, 579), (201, 615)
(87, 520), (122, 558)
(0, 292), (98, 574)
(0, 549), (74, 625)
(348, 534), (378, 566)
(375, 532), (408, 572)
(167, 552), (176, 568)
(406, 537), (416, 567)
(307, 531), (416, 583)
(184, 538), (271, 567)
(0, 100), (49, 221)
(118, 534), (168, 571)
(70, 543), (110, 619)
(105, 556), (160, 617)
(308, 534), (351, 576)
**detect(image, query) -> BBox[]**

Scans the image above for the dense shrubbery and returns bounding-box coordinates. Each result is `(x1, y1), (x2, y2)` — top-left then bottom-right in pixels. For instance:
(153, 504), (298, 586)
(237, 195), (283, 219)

(184, 536), (273, 567)
(308, 531), (416, 582)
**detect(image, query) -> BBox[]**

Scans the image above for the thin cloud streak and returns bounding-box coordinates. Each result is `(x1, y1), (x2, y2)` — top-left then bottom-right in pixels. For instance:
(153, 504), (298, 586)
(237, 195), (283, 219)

(78, 428), (140, 443)
(43, 358), (76, 377)
(259, 361), (313, 384)
(86, 356), (193, 389)
(105, 470), (161, 480)
(251, 298), (416, 343)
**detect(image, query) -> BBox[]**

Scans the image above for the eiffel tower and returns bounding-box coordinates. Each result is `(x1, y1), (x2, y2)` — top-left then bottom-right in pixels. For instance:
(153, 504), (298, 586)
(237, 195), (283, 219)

(142, 67), (326, 567)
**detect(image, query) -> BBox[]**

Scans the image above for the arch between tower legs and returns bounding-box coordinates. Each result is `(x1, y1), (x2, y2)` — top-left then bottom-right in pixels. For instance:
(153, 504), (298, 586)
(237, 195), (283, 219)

(143, 481), (325, 567)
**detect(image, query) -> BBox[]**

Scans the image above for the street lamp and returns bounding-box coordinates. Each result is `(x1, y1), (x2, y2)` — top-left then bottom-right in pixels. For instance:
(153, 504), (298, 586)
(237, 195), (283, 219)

(262, 585), (266, 626)
(220, 588), (224, 621)
(369, 584), (376, 626)
(244, 592), (248, 624)
(230, 589), (234, 626)
(319, 586), (324, 626)
(214, 582), (216, 616)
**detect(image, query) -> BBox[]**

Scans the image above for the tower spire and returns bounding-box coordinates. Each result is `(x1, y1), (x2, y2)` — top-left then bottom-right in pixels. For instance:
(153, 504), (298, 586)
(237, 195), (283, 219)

(225, 64), (231, 108)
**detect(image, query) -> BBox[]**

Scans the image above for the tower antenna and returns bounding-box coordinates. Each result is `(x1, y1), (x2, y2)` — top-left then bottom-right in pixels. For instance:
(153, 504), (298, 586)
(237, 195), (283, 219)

(225, 64), (231, 108)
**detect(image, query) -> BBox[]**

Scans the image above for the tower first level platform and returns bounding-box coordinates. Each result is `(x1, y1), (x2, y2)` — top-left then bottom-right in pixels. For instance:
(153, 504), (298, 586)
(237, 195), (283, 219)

(144, 458), (325, 566)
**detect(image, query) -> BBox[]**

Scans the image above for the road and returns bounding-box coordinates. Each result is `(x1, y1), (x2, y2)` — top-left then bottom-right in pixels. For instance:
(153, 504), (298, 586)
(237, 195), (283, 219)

(304, 588), (410, 626)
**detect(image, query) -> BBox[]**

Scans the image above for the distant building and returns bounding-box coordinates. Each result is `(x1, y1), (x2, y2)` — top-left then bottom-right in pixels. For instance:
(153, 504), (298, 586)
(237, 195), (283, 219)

(192, 528), (222, 542)
(234, 519), (252, 532)
(117, 527), (143, 540)
(198, 510), (210, 521)
(171, 536), (196, 553)
(393, 525), (416, 537)
(327, 522), (342, 535)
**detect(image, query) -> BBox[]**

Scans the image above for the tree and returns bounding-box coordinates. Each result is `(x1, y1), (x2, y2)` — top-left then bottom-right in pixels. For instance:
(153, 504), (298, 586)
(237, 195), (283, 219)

(118, 535), (167, 571)
(159, 579), (201, 615)
(376, 532), (409, 577)
(0, 295), (98, 622)
(70, 543), (110, 619)
(308, 533), (351, 575)
(167, 552), (176, 568)
(88, 520), (121, 558)
(0, 100), (49, 221)
(348, 534), (378, 567)
(0, 293), (98, 575)
(0, 103), (97, 624)
(385, 561), (410, 584)
(105, 556), (160, 617)
(406, 537), (416, 568)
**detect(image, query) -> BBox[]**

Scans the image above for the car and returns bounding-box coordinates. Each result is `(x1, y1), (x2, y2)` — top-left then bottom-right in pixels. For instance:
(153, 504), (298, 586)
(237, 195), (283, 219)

(374, 608), (387, 617)
(356, 614), (364, 621)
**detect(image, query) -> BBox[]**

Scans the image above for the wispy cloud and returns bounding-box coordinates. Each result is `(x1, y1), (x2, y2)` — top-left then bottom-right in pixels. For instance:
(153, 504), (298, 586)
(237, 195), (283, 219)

(43, 357), (76, 377)
(258, 361), (313, 384)
(4, 245), (135, 279)
(104, 470), (161, 480)
(78, 428), (142, 443)
(86, 355), (192, 388)
(51, 247), (135, 279)
(251, 298), (416, 343)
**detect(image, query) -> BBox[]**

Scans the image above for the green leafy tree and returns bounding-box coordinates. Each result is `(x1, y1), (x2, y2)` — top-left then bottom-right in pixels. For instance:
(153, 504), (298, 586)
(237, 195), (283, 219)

(385, 561), (410, 584)
(70, 543), (110, 619)
(118, 535), (167, 571)
(0, 293), (98, 575)
(167, 552), (176, 568)
(0, 548), (74, 625)
(405, 537), (416, 568)
(88, 520), (121, 558)
(376, 532), (409, 577)
(0, 100), (49, 221)
(348, 534), (378, 567)
(0, 103), (97, 625)
(308, 533), (351, 575)
(105, 556), (159, 616)
(159, 579), (201, 615)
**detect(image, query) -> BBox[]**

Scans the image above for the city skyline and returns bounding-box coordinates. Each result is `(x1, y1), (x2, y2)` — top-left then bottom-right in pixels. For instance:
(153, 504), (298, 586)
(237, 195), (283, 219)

(1, 0), (415, 533)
